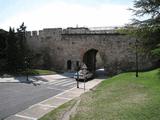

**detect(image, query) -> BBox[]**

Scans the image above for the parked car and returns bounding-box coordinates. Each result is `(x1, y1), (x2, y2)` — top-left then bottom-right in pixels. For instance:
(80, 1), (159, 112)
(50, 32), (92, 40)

(74, 69), (94, 81)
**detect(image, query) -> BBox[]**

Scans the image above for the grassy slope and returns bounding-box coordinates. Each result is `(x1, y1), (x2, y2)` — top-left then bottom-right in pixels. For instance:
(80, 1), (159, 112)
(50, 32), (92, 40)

(40, 69), (160, 120)
(71, 69), (160, 120)
(39, 100), (77, 120)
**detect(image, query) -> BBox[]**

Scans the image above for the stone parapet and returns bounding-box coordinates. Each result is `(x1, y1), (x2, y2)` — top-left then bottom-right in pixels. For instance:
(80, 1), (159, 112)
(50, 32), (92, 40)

(62, 27), (122, 35)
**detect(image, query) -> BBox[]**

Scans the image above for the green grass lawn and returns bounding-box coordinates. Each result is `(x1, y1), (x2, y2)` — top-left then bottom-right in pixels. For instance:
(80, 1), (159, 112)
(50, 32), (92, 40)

(27, 69), (57, 75)
(2, 69), (57, 77)
(40, 69), (160, 120)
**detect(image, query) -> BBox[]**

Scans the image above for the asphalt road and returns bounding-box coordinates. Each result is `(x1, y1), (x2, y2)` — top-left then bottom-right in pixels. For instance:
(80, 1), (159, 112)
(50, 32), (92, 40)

(0, 77), (76, 120)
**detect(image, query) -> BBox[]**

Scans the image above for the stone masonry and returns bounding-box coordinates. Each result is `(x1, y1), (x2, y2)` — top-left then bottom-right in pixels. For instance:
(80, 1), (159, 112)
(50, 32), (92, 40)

(26, 27), (154, 75)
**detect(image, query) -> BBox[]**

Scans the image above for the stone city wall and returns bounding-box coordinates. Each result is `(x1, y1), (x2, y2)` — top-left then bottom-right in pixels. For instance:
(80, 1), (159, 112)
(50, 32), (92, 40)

(26, 27), (154, 75)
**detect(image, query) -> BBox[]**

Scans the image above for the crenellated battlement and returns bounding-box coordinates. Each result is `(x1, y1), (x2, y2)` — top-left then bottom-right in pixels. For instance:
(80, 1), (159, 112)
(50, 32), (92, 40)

(26, 28), (63, 37)
(62, 27), (121, 34)
(26, 27), (123, 38)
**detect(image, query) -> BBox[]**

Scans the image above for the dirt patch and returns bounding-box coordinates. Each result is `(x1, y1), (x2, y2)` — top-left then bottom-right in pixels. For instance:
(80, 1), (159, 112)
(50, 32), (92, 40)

(61, 98), (81, 120)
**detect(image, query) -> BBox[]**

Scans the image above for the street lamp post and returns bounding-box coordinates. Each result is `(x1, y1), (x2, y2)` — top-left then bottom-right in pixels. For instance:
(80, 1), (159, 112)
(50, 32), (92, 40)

(76, 70), (79, 88)
(25, 57), (29, 81)
(135, 39), (139, 77)
(76, 64), (80, 88)
(27, 61), (29, 81)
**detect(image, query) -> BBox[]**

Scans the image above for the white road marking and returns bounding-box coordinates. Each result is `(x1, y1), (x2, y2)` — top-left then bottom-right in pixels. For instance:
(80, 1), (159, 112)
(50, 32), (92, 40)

(15, 114), (37, 120)
(48, 79), (70, 85)
(38, 104), (57, 108)
(54, 96), (71, 100)
(54, 80), (74, 86)
(62, 82), (76, 86)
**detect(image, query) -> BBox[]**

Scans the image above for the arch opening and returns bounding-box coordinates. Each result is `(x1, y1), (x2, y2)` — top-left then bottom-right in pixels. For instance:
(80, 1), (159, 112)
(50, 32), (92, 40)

(83, 49), (105, 72)
(83, 49), (105, 77)
(83, 49), (98, 72)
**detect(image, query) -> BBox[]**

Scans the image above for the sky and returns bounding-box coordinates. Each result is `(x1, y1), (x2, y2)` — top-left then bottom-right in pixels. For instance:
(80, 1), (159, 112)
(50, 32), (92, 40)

(0, 0), (135, 31)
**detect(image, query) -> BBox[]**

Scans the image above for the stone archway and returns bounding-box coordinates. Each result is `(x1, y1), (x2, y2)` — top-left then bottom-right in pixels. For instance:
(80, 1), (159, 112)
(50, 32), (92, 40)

(83, 49), (98, 72)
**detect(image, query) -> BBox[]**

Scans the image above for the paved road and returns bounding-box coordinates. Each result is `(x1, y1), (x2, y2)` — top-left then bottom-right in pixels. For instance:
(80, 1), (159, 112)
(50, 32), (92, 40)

(0, 76), (77, 120)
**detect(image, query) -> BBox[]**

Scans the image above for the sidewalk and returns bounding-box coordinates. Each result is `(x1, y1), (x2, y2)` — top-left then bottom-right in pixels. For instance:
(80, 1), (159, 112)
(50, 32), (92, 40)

(5, 78), (104, 120)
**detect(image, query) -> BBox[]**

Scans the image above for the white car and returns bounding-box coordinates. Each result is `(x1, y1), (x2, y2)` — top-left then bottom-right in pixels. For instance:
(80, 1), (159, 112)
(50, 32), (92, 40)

(74, 69), (94, 81)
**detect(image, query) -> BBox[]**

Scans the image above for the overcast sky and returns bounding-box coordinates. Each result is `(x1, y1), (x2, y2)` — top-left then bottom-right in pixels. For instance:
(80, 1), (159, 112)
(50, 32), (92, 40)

(0, 0), (134, 31)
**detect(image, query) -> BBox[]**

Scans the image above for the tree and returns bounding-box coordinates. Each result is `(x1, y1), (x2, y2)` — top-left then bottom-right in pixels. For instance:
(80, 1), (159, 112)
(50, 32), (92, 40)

(6, 27), (19, 73)
(117, 0), (160, 76)
(5, 23), (30, 74)
(130, 0), (160, 59)
(16, 22), (28, 71)
(0, 29), (8, 53)
(0, 29), (8, 72)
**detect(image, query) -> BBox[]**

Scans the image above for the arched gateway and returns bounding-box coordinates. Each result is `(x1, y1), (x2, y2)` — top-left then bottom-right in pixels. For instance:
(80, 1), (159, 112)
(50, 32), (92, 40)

(26, 27), (155, 75)
(83, 49), (98, 72)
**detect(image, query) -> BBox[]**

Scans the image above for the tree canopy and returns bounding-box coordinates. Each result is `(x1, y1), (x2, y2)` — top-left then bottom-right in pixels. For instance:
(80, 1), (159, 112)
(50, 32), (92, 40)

(4, 23), (30, 73)
(131, 0), (160, 26)
(130, 0), (160, 58)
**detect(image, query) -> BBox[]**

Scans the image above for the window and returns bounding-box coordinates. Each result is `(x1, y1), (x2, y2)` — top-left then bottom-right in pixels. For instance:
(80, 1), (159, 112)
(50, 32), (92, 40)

(67, 60), (72, 70)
